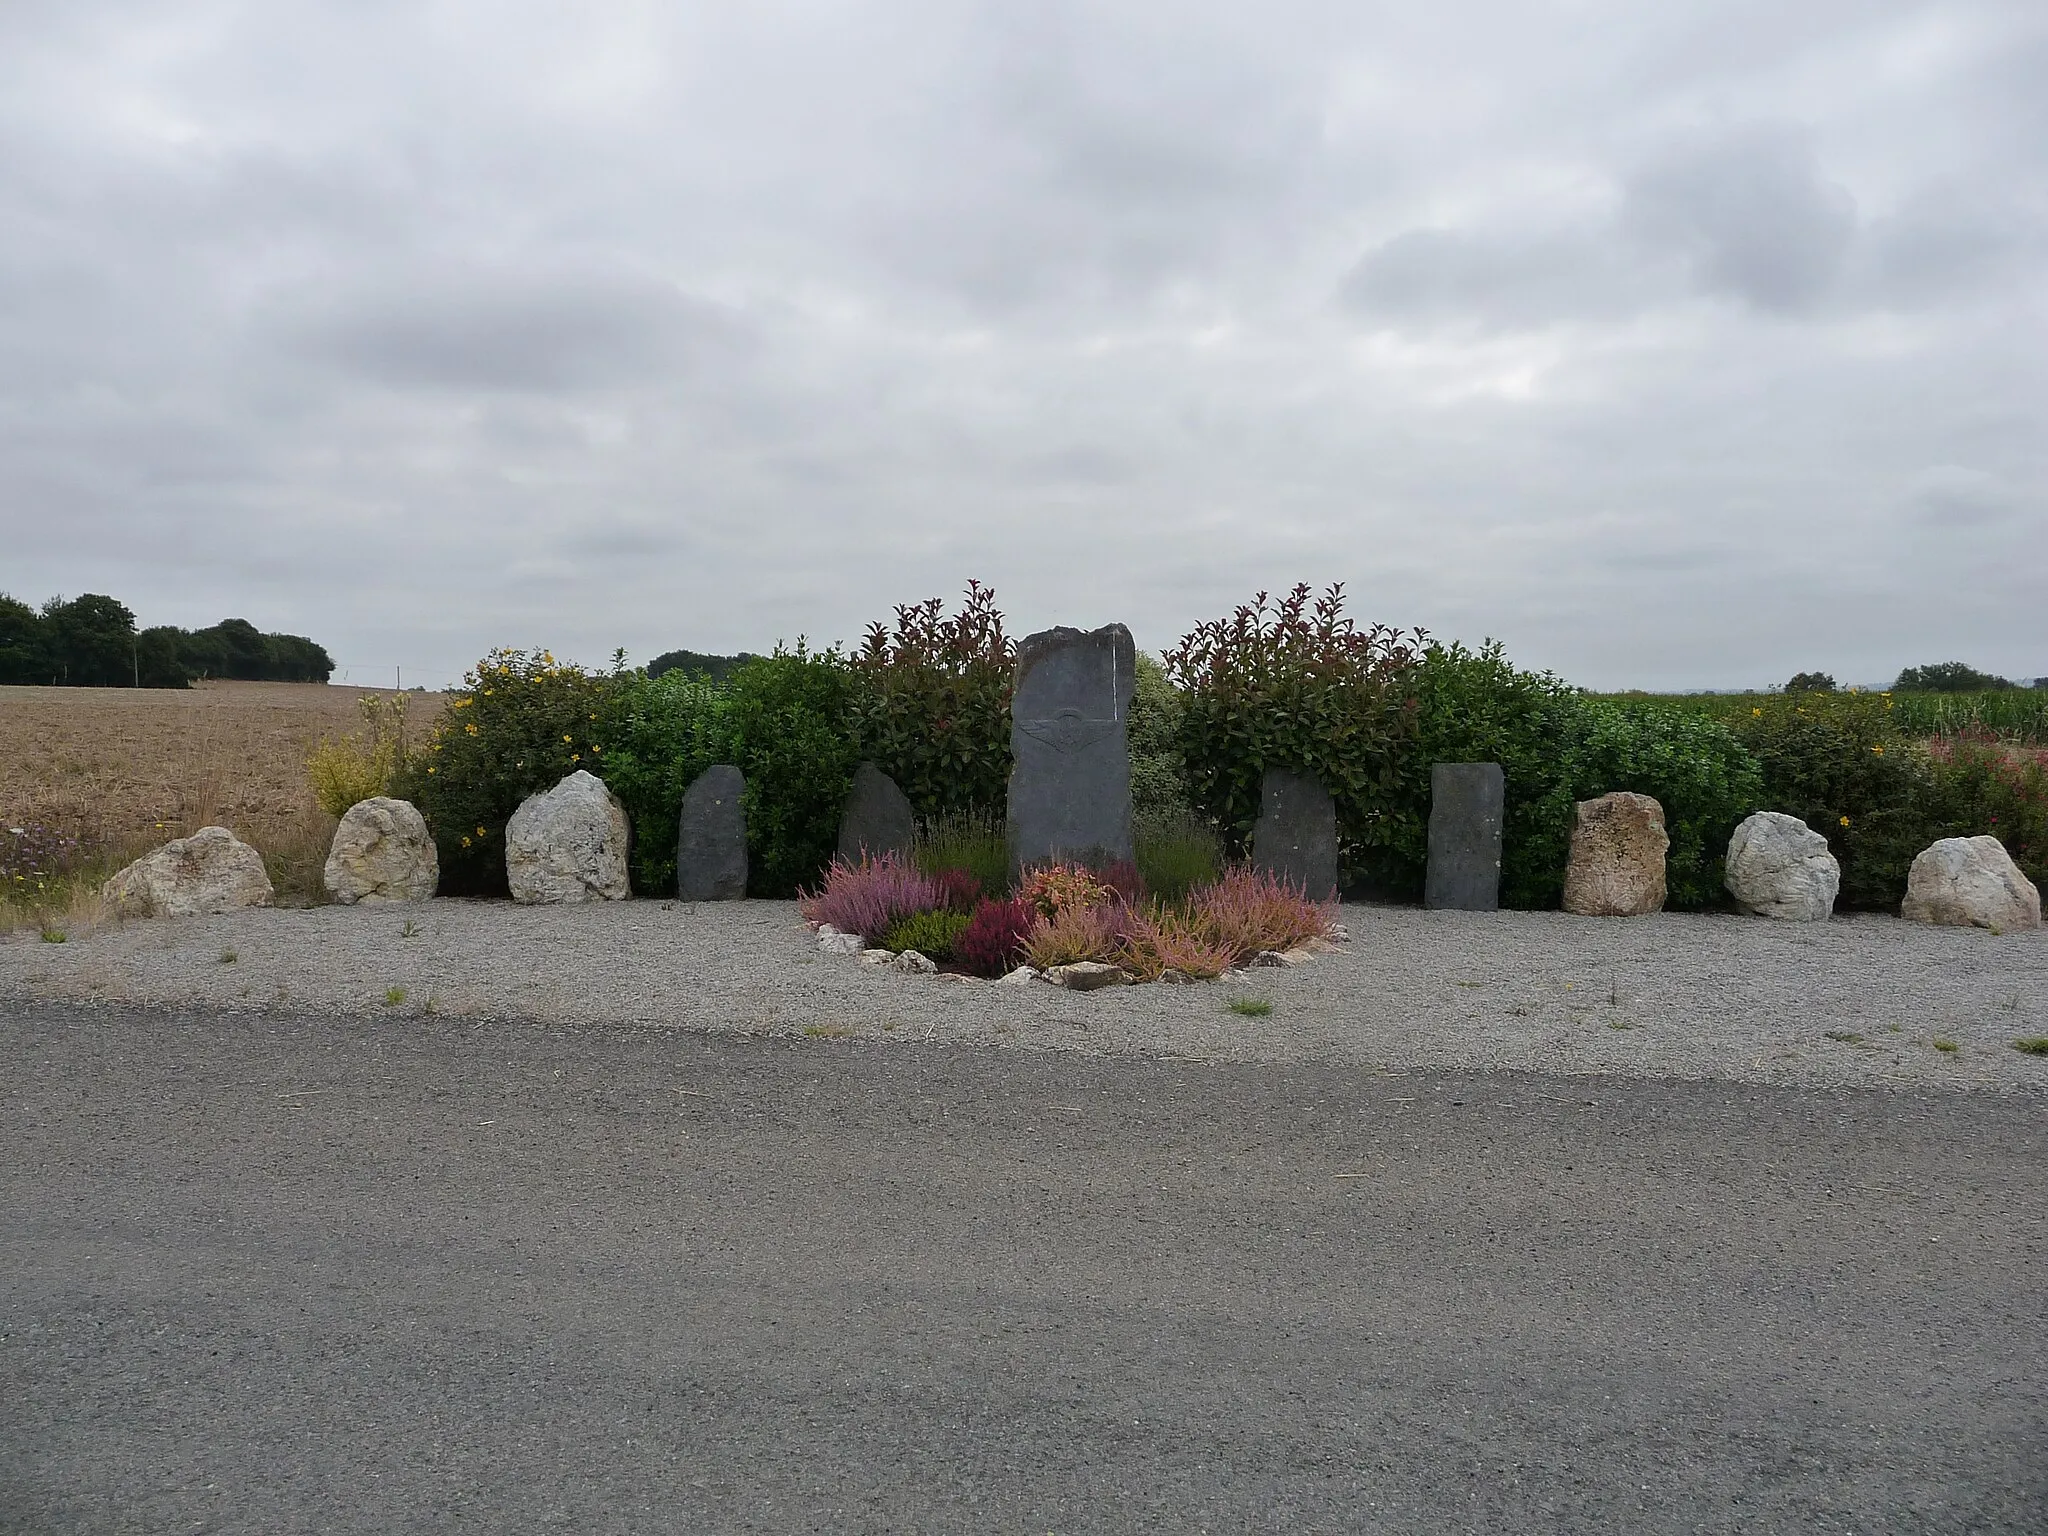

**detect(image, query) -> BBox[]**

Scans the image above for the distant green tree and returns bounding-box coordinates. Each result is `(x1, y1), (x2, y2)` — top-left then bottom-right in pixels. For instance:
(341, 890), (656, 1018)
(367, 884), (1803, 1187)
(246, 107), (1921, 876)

(264, 633), (336, 682)
(647, 648), (759, 683)
(1894, 661), (2016, 692)
(135, 626), (192, 688)
(42, 594), (137, 686)
(1784, 671), (1836, 694)
(0, 593), (46, 684)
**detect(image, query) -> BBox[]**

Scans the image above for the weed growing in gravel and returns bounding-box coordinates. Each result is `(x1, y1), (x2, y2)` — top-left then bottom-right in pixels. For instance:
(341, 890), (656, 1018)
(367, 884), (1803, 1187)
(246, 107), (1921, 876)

(1608, 1020), (1635, 1030)
(384, 986), (405, 1007)
(38, 920), (65, 943)
(1230, 997), (1273, 1017)
(1932, 1037), (1959, 1054)
(219, 948), (237, 964)
(401, 919), (419, 939)
(2014, 1039), (2048, 1056)
(1825, 1030), (1864, 1044)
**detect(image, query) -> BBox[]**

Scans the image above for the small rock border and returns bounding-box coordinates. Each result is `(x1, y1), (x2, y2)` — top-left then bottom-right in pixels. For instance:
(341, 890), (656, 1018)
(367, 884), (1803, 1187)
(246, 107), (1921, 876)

(812, 922), (1353, 989)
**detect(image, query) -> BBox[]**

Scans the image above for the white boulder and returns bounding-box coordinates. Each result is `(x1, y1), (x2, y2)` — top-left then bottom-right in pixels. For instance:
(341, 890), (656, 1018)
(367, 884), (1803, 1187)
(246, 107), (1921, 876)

(1724, 811), (1839, 921)
(323, 797), (438, 905)
(504, 770), (631, 904)
(103, 826), (274, 919)
(1901, 836), (2041, 932)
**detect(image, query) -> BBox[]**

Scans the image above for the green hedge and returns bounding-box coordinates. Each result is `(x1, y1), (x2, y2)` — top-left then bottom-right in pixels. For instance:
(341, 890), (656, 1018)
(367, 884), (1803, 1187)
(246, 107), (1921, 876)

(1366, 642), (1760, 909)
(599, 647), (859, 898)
(410, 594), (2044, 914)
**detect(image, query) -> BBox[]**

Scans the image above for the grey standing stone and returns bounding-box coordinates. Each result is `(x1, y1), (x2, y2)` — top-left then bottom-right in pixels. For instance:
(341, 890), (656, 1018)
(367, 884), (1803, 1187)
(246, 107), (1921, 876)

(1425, 762), (1505, 911)
(1007, 624), (1135, 872)
(676, 764), (748, 900)
(836, 762), (916, 864)
(1250, 767), (1340, 900)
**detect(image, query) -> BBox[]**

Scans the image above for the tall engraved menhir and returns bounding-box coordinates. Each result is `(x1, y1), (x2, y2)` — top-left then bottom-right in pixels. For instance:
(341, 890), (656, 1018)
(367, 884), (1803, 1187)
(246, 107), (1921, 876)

(1007, 624), (1136, 873)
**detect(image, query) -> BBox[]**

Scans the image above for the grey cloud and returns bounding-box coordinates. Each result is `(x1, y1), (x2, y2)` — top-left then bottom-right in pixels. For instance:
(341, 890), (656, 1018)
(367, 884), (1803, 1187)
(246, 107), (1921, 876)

(289, 268), (746, 391)
(1621, 124), (1857, 312)
(1904, 464), (2023, 528)
(2, 1), (2045, 692)
(1340, 225), (1649, 328)
(1861, 185), (2041, 306)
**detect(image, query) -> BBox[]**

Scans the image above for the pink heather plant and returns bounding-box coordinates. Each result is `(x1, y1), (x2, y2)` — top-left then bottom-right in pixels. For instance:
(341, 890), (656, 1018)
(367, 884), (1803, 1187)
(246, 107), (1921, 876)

(1021, 901), (1128, 971)
(798, 852), (946, 945)
(1186, 865), (1336, 963)
(1115, 905), (1237, 981)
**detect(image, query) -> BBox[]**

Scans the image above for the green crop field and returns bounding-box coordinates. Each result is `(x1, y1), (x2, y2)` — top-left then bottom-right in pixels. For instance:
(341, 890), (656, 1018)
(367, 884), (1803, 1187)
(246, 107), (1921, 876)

(1594, 689), (2048, 744)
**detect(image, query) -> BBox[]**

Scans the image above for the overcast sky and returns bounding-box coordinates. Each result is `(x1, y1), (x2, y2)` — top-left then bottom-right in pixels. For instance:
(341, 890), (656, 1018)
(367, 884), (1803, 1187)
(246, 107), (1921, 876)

(2, 0), (2042, 690)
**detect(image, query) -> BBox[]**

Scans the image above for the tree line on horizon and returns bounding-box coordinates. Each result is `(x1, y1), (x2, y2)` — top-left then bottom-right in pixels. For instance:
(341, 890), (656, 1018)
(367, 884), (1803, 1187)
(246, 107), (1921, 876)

(1784, 662), (2044, 694)
(0, 592), (334, 688)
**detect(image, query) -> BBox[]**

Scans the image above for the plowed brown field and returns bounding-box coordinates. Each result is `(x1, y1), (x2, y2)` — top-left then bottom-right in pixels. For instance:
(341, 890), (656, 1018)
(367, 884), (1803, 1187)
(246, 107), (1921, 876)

(1, 683), (441, 888)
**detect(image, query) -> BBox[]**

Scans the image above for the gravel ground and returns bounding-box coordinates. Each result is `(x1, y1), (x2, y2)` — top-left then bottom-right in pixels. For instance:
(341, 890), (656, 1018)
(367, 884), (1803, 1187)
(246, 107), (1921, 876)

(6, 899), (2046, 1090)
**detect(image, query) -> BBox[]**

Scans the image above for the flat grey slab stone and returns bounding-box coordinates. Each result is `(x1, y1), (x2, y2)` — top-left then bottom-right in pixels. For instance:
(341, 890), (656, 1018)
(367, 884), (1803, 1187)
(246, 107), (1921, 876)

(1251, 766), (1340, 900)
(1426, 761), (1505, 911)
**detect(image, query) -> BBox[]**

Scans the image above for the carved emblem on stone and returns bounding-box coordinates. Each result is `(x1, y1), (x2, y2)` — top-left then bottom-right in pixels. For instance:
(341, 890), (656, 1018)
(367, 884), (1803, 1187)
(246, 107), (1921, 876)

(1019, 708), (1118, 754)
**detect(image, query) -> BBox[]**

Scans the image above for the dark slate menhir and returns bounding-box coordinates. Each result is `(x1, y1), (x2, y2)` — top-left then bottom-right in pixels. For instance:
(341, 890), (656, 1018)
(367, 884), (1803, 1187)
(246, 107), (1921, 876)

(1007, 624), (1136, 873)
(677, 764), (748, 900)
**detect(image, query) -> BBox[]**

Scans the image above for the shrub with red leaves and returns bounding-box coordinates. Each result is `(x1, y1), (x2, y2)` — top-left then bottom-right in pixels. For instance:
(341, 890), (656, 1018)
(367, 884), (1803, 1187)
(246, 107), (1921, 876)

(929, 867), (983, 914)
(797, 852), (944, 944)
(1095, 858), (1146, 907)
(953, 896), (1036, 977)
(1167, 583), (1422, 877)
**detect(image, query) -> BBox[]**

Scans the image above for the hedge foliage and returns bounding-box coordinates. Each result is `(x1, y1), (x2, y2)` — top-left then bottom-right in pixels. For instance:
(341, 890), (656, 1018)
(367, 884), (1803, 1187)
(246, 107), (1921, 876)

(398, 585), (2042, 915)
(1338, 640), (1760, 909)
(849, 582), (1013, 818)
(401, 648), (615, 896)
(1724, 692), (2048, 908)
(1166, 584), (1422, 878)
(599, 646), (859, 898)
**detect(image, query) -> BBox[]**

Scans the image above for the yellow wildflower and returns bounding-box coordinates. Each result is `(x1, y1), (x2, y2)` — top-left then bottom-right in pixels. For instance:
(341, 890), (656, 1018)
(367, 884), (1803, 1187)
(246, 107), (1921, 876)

(476, 826), (487, 838)
(1752, 707), (1762, 717)
(570, 753), (581, 763)
(563, 734), (573, 743)
(1871, 744), (1883, 755)
(466, 723), (479, 736)
(1839, 815), (1851, 827)
(461, 836), (472, 848)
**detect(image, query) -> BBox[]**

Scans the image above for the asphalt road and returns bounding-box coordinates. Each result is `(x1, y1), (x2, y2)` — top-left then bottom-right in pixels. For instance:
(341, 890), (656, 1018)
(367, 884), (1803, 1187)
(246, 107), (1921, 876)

(3, 1003), (2045, 1534)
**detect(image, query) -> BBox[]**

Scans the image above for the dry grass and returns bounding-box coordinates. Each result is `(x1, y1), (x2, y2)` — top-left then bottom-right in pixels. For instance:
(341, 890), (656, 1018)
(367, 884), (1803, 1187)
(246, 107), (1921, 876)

(1, 681), (441, 928)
